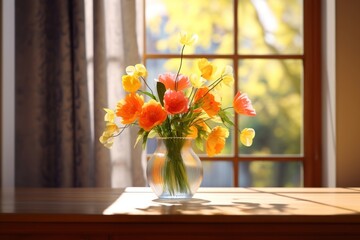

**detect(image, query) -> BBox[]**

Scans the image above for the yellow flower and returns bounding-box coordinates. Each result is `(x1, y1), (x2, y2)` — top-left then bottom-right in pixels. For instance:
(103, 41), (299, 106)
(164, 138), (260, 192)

(179, 32), (198, 46)
(197, 58), (217, 80)
(221, 65), (234, 86)
(190, 74), (206, 88)
(240, 128), (255, 147)
(126, 64), (147, 78)
(103, 108), (115, 122)
(122, 75), (141, 93)
(206, 126), (229, 157)
(99, 133), (115, 148)
(99, 122), (120, 148)
(104, 122), (119, 136)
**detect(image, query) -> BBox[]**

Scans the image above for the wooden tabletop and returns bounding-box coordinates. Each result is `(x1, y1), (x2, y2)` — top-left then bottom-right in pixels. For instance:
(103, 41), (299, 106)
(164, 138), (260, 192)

(1, 187), (360, 221)
(1, 187), (360, 239)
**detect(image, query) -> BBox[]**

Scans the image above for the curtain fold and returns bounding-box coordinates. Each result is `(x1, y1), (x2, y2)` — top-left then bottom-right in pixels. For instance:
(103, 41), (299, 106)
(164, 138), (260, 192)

(16, 0), (94, 187)
(120, 0), (146, 187)
(93, 0), (111, 187)
(103, 0), (146, 187)
(15, 0), (145, 187)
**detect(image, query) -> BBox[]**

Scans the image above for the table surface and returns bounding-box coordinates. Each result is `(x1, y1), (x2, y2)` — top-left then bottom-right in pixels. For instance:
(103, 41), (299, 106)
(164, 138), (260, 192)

(1, 187), (360, 223)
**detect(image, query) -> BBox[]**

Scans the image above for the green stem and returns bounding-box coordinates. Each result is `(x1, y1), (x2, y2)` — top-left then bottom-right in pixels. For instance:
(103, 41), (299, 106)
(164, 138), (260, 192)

(175, 45), (186, 91)
(140, 76), (155, 97)
(163, 138), (190, 195)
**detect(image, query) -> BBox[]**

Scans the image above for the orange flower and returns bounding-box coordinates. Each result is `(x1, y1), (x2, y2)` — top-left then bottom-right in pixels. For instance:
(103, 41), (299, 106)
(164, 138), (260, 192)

(194, 87), (221, 117)
(116, 93), (144, 124)
(138, 100), (167, 131)
(206, 126), (229, 157)
(187, 125), (198, 138)
(164, 90), (189, 114)
(233, 91), (256, 116)
(158, 73), (190, 91)
(122, 75), (141, 93)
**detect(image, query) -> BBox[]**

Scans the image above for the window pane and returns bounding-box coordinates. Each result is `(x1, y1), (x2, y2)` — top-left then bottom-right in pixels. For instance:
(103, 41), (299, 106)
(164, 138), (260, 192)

(238, 59), (303, 156)
(201, 161), (233, 187)
(239, 161), (303, 187)
(146, 0), (234, 54)
(238, 0), (303, 54)
(145, 59), (235, 155)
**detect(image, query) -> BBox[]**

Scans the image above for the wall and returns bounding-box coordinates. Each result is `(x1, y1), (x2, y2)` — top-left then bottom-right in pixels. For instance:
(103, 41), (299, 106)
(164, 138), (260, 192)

(322, 0), (336, 187)
(0, 0), (2, 187)
(2, 0), (359, 188)
(1, 0), (14, 188)
(336, 0), (360, 186)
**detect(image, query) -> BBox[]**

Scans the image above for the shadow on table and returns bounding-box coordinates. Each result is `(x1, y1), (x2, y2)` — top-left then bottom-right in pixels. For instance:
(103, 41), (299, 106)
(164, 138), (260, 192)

(134, 198), (295, 215)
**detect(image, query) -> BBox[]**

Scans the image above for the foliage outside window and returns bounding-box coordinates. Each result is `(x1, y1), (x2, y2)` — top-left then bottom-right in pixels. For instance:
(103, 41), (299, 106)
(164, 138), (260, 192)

(144, 0), (322, 187)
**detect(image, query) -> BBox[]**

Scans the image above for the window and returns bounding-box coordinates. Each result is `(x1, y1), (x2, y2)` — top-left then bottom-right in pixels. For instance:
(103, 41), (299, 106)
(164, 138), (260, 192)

(143, 0), (321, 187)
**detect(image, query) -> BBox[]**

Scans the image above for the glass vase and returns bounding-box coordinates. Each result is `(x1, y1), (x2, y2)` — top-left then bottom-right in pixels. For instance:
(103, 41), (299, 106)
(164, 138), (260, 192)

(146, 137), (203, 199)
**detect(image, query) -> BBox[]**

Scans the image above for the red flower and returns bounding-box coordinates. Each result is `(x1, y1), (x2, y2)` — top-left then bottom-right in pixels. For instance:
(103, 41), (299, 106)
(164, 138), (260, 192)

(164, 90), (189, 114)
(158, 73), (190, 91)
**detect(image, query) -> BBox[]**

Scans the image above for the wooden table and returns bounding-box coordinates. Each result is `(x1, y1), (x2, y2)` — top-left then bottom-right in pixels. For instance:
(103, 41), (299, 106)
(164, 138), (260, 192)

(1, 187), (360, 239)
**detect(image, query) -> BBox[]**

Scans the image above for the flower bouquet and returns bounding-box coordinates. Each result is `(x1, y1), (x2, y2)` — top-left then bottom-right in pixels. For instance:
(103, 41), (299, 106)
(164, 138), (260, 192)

(100, 32), (256, 198)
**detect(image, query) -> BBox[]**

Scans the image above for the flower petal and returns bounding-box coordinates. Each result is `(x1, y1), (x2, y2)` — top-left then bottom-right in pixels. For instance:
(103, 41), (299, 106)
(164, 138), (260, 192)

(122, 75), (141, 93)
(221, 65), (234, 86)
(103, 108), (115, 122)
(179, 32), (198, 46)
(240, 128), (255, 147)
(206, 126), (229, 157)
(135, 64), (147, 77)
(190, 74), (206, 88)
(194, 87), (221, 117)
(233, 92), (256, 116)
(164, 90), (189, 115)
(158, 73), (190, 91)
(138, 100), (167, 131)
(125, 66), (136, 76)
(197, 58), (216, 80)
(116, 93), (144, 124)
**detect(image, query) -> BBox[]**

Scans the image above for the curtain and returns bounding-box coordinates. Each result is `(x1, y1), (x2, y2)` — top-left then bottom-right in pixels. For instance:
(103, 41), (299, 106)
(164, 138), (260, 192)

(15, 0), (145, 187)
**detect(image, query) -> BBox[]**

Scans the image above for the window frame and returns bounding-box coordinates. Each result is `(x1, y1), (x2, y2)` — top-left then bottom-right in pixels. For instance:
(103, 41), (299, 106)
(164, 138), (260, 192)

(142, 0), (322, 187)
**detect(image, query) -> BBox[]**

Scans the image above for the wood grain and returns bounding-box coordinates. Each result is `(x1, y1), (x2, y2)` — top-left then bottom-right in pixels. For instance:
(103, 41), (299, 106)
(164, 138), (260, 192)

(1, 187), (360, 240)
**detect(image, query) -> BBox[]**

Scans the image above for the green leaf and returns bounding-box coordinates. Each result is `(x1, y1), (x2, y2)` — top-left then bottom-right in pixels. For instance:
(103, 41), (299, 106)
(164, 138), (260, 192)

(157, 82), (166, 106)
(148, 129), (158, 138)
(195, 137), (204, 151)
(134, 129), (145, 148)
(138, 90), (157, 101)
(142, 131), (150, 149)
(218, 109), (235, 127)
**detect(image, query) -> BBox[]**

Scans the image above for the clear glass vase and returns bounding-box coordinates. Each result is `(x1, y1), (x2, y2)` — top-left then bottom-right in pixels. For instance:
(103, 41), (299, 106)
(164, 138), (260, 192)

(146, 137), (203, 199)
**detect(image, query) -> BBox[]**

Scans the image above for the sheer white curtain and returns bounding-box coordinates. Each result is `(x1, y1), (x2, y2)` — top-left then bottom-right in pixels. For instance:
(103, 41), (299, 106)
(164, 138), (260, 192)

(85, 0), (146, 187)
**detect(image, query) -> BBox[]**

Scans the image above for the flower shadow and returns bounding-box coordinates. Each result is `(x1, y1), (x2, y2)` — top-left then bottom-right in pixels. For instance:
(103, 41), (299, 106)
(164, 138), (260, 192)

(134, 198), (295, 215)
